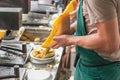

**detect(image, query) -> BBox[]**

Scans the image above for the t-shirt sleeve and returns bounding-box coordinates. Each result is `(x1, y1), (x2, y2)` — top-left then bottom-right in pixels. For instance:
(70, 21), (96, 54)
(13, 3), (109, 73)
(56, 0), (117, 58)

(87, 0), (117, 24)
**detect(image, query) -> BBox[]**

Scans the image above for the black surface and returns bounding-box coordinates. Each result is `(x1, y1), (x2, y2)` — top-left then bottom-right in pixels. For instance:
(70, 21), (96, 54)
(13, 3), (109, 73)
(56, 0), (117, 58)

(0, 8), (22, 30)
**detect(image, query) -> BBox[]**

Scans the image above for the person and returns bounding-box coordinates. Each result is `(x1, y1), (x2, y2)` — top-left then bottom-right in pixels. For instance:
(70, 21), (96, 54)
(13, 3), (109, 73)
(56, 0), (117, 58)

(51, 0), (120, 80)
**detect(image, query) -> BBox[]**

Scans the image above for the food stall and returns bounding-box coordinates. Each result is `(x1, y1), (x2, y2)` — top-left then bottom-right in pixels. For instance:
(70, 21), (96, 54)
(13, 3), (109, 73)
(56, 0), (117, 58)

(0, 41), (64, 80)
(0, 0), (64, 80)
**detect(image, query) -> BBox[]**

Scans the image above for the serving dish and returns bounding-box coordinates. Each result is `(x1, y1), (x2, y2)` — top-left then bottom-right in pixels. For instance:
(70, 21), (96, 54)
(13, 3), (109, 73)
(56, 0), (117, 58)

(30, 50), (55, 61)
(30, 50), (55, 64)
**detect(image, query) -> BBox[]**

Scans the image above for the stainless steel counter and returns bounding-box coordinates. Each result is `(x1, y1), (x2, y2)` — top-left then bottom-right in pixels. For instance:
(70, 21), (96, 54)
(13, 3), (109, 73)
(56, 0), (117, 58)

(24, 47), (64, 80)
(0, 43), (64, 80)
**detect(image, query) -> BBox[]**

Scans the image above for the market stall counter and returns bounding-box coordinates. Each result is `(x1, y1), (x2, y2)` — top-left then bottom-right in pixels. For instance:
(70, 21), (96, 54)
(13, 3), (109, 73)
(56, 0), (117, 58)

(0, 41), (64, 80)
(24, 46), (64, 80)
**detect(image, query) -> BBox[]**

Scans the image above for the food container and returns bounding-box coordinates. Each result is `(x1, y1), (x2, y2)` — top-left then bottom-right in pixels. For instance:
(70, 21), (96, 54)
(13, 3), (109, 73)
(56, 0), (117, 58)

(29, 45), (55, 64)
(30, 50), (55, 64)
(16, 27), (51, 43)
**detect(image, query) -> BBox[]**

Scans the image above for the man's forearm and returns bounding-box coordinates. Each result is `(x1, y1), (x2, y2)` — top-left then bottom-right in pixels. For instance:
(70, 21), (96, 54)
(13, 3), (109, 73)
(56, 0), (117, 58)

(72, 18), (120, 53)
(72, 33), (117, 53)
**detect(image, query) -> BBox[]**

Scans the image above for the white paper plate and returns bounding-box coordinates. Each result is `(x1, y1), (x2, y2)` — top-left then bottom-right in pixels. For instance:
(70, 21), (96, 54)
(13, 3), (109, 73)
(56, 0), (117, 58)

(27, 70), (51, 80)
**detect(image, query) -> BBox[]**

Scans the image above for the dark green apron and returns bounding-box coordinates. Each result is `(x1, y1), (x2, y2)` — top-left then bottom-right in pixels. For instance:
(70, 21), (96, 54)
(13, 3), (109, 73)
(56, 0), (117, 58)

(74, 0), (120, 80)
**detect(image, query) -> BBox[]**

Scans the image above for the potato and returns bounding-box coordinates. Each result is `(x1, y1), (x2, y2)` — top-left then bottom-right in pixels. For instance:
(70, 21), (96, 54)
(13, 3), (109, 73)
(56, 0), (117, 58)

(35, 54), (42, 58)
(48, 49), (54, 53)
(33, 47), (55, 58)
(34, 37), (41, 42)
(33, 51), (39, 57)
(45, 52), (54, 58)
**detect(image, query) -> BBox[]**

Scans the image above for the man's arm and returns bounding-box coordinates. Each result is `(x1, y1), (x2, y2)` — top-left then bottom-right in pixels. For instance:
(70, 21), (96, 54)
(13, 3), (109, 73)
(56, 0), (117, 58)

(52, 18), (120, 53)
(73, 18), (120, 53)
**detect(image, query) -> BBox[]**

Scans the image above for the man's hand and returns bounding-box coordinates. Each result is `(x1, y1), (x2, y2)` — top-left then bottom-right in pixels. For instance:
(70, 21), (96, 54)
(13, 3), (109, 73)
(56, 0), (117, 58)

(51, 35), (75, 48)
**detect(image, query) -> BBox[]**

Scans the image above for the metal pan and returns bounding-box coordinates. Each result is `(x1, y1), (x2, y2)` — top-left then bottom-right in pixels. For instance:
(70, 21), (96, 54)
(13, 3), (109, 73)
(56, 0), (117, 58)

(16, 27), (51, 43)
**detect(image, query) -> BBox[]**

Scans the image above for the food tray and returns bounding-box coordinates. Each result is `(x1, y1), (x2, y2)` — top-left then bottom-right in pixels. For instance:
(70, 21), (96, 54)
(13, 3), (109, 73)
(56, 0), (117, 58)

(16, 27), (51, 43)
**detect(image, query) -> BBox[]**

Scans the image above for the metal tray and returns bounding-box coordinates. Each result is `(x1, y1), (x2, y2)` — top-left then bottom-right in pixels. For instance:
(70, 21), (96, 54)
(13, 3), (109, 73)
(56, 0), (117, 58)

(31, 1), (58, 14)
(22, 13), (50, 26)
(16, 27), (51, 43)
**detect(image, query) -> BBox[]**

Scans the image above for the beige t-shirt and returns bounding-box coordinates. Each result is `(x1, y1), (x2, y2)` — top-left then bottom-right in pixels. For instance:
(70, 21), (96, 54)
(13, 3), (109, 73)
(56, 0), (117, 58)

(83, 0), (120, 61)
